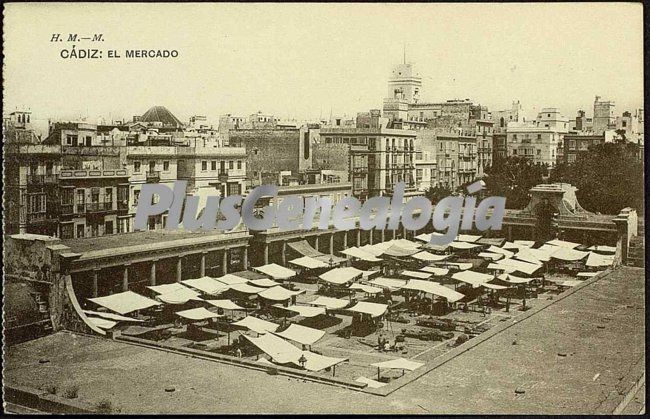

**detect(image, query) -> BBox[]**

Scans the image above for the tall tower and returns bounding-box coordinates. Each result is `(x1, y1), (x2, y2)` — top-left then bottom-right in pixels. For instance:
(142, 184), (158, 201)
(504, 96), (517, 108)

(386, 63), (422, 105)
(593, 95), (615, 134)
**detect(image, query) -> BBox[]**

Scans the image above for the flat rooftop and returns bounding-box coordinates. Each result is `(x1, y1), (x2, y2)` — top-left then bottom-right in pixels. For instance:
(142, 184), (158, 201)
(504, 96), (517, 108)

(4, 266), (644, 414)
(60, 227), (249, 254)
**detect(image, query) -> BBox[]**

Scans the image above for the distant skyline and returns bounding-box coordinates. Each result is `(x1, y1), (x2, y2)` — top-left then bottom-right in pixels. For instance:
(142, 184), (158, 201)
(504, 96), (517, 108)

(3, 3), (644, 129)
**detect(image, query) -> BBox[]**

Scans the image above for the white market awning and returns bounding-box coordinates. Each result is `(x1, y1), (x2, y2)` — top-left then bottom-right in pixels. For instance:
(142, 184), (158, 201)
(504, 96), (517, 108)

(586, 252), (615, 267)
(250, 278), (280, 288)
(253, 264), (296, 280)
(576, 271), (603, 278)
(272, 304), (326, 318)
(215, 274), (249, 286)
(401, 270), (432, 279)
(588, 245), (617, 254)
(457, 234), (481, 243)
(442, 262), (474, 271)
(83, 310), (143, 322)
(449, 241), (482, 250)
(419, 266), (450, 276)
(451, 270), (493, 287)
(308, 296), (349, 310)
(182, 277), (230, 295)
(340, 247), (383, 262)
(157, 287), (202, 304)
(550, 248), (590, 262)
(175, 307), (223, 320)
(258, 285), (304, 301)
(147, 283), (191, 295)
(348, 301), (388, 317)
(319, 266), (363, 285)
(370, 277), (407, 291)
(559, 280), (583, 287)
(487, 245), (515, 258)
(412, 251), (451, 262)
(87, 317), (118, 330)
(371, 357), (424, 371)
(289, 256), (329, 269)
(402, 279), (465, 302)
(495, 258), (542, 275)
(356, 376), (386, 388)
(546, 239), (581, 249)
(513, 240), (535, 248)
(204, 299), (245, 311)
(349, 283), (383, 294)
(478, 252), (504, 261)
(229, 282), (266, 294)
(232, 316), (279, 334)
(273, 323), (326, 345)
(414, 232), (445, 243)
(88, 291), (161, 315)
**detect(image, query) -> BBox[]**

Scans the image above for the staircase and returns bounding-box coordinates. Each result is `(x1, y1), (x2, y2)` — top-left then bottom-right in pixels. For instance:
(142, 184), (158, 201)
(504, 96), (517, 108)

(626, 235), (645, 268)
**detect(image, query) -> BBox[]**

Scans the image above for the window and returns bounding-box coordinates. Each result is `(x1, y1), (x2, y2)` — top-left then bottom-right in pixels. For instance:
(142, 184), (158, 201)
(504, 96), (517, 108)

(86, 136), (92, 147)
(91, 188), (100, 203)
(163, 161), (170, 171)
(105, 220), (114, 235)
(149, 161), (156, 172)
(537, 149), (541, 155)
(622, 121), (627, 127)
(237, 160), (242, 169)
(133, 161), (141, 172)
(201, 161), (208, 171)
(220, 161), (226, 174)
(512, 134), (517, 140)
(66, 135), (73, 145)
(228, 183), (241, 196)
(229, 160), (234, 170)
(76, 224), (85, 238)
(537, 134), (542, 140)
(61, 188), (74, 205)
(76, 189), (85, 212)
(133, 190), (140, 206)
(513, 149), (517, 155)
(105, 188), (112, 204)
(211, 161), (217, 171)
(46, 162), (53, 176)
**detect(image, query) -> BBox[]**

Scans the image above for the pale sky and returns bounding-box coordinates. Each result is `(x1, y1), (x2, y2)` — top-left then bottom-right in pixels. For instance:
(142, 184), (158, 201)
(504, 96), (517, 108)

(3, 2), (644, 129)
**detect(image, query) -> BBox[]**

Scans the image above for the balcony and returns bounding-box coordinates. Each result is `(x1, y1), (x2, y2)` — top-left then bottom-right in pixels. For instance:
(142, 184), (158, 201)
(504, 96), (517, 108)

(27, 174), (58, 185)
(60, 203), (74, 216)
(59, 169), (128, 179)
(86, 202), (113, 212)
(146, 170), (161, 182)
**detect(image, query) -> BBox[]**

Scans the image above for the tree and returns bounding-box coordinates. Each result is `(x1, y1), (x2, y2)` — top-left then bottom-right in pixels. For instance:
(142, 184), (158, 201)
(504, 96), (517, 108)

(549, 141), (643, 215)
(483, 156), (547, 209)
(424, 184), (454, 204)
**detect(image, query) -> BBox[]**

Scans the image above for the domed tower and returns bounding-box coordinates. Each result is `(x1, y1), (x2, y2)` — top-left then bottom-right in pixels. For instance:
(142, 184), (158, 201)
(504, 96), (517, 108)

(139, 105), (184, 128)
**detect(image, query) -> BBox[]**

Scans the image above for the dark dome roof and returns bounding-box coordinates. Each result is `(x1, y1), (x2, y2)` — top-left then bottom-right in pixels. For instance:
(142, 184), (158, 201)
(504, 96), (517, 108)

(140, 106), (183, 127)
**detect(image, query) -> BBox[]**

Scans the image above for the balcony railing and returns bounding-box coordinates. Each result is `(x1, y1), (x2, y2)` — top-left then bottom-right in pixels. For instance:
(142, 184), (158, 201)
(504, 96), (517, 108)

(27, 174), (58, 185)
(146, 170), (161, 182)
(85, 202), (113, 212)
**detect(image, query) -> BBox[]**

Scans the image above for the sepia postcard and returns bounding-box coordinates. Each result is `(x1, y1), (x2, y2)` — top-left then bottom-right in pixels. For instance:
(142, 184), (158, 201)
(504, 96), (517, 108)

(2, 2), (645, 414)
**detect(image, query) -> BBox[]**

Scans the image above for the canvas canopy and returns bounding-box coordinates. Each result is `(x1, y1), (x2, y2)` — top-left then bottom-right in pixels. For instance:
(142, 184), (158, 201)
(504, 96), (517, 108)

(395, 239), (421, 249)
(233, 316), (279, 334)
(340, 247), (383, 262)
(359, 244), (385, 257)
(401, 270), (432, 279)
(577, 271), (602, 278)
(502, 241), (529, 251)
(243, 333), (346, 371)
(147, 283), (192, 295)
(414, 232), (444, 243)
(515, 248), (550, 263)
(487, 245), (514, 258)
(419, 266), (449, 276)
(273, 323), (326, 345)
(87, 317), (117, 330)
(253, 264), (296, 280)
(411, 251), (451, 262)
(88, 291), (161, 315)
(478, 252), (504, 261)
(505, 274), (536, 284)
(423, 243), (451, 252)
(157, 287), (202, 305)
(546, 239), (580, 249)
(309, 296), (349, 310)
(442, 262), (474, 271)
(370, 277), (407, 290)
(382, 242), (420, 257)
(496, 258), (542, 275)
(287, 240), (323, 258)
(258, 285), (304, 301)
(182, 277), (229, 295)
(457, 234), (481, 243)
(289, 256), (329, 269)
(588, 245), (617, 254)
(349, 283), (383, 294)
(348, 301), (388, 317)
(319, 267), (363, 285)
(83, 310), (143, 322)
(272, 304), (326, 318)
(215, 274), (249, 286)
(550, 248), (590, 262)
(229, 282), (266, 294)
(356, 376), (385, 388)
(514, 240), (535, 248)
(481, 282), (508, 290)
(452, 270), (493, 287)
(586, 252), (615, 267)
(402, 279), (465, 302)
(204, 299), (244, 310)
(487, 263), (515, 273)
(371, 358), (424, 371)
(477, 237), (506, 247)
(250, 278), (280, 288)
(449, 241), (481, 250)
(175, 307), (223, 320)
